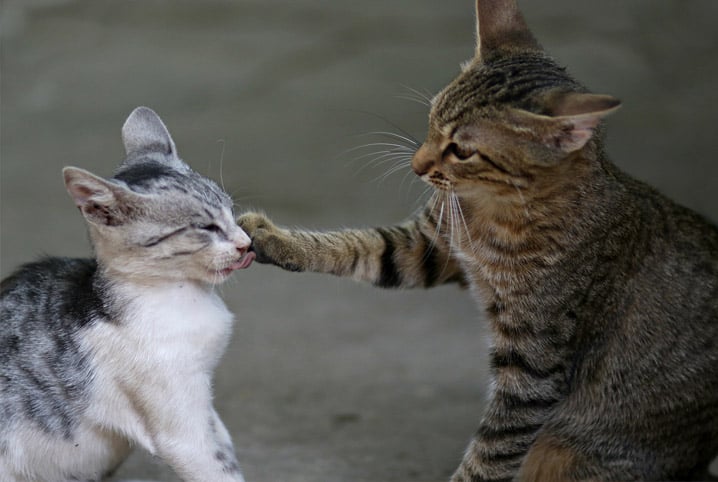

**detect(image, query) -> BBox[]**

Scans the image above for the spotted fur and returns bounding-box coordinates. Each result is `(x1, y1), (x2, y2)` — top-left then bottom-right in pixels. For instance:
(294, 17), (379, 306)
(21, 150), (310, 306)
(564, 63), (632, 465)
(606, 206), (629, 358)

(1, 107), (252, 481)
(239, 1), (718, 480)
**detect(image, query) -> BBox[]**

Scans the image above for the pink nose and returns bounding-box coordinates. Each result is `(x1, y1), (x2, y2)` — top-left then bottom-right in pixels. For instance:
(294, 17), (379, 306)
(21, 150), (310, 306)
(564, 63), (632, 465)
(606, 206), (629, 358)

(236, 241), (250, 255)
(234, 232), (251, 254)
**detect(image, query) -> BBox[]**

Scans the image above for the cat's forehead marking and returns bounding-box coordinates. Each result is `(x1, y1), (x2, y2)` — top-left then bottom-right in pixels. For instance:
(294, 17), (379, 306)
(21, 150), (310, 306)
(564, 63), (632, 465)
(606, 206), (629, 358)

(114, 160), (232, 214)
(113, 160), (176, 187)
(433, 54), (580, 127)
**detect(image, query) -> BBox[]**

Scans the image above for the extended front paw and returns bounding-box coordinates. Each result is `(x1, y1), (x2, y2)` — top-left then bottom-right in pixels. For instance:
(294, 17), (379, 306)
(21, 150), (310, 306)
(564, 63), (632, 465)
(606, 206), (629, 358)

(237, 212), (305, 271)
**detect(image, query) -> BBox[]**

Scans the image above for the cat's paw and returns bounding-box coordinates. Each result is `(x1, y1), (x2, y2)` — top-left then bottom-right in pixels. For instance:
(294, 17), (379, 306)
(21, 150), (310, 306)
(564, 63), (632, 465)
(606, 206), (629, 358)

(237, 211), (277, 235)
(237, 212), (305, 271)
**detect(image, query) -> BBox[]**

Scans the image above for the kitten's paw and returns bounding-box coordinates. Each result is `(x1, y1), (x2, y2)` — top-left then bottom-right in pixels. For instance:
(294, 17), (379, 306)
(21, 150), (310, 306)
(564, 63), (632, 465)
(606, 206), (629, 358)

(237, 212), (304, 271)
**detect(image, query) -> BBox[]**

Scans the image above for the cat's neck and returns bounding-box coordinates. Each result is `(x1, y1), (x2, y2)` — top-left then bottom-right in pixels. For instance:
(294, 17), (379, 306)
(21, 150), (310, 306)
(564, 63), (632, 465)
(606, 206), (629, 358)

(91, 261), (222, 320)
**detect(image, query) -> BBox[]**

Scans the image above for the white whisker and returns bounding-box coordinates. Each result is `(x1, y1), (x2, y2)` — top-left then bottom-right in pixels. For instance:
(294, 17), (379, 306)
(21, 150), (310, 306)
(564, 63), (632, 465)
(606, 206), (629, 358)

(452, 191), (476, 255)
(216, 139), (226, 191)
(365, 131), (421, 148)
(372, 160), (413, 184)
(395, 94), (431, 107)
(342, 142), (416, 158)
(399, 84), (435, 106)
(350, 147), (411, 164)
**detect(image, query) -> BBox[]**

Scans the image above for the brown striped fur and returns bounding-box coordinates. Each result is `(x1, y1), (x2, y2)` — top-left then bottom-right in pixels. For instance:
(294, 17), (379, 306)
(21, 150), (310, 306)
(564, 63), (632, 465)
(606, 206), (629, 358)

(239, 1), (718, 480)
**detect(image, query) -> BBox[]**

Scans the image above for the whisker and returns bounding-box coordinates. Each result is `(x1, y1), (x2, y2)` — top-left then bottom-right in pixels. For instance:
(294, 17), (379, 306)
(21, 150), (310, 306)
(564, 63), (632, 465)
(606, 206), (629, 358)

(447, 189), (457, 256)
(216, 139), (227, 191)
(395, 94), (431, 107)
(399, 84), (435, 105)
(355, 148), (414, 166)
(371, 160), (413, 185)
(353, 153), (413, 178)
(343, 142), (416, 158)
(342, 109), (422, 147)
(452, 192), (476, 255)
(399, 166), (418, 193)
(420, 191), (444, 264)
(365, 131), (421, 148)
(411, 184), (436, 212)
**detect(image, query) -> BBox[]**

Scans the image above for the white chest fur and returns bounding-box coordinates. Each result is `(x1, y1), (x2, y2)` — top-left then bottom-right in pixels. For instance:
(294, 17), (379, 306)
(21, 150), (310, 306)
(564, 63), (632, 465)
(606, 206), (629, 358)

(83, 281), (235, 454)
(115, 282), (233, 368)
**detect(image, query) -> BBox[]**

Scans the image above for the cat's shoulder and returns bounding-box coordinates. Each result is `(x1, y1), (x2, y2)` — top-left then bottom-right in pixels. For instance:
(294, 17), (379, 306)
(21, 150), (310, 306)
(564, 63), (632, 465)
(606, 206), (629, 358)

(1, 257), (106, 328)
(1, 257), (97, 293)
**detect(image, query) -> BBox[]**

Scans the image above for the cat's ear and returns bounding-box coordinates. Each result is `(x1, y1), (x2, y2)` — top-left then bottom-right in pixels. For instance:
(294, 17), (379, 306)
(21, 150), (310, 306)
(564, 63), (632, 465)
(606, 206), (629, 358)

(63, 167), (142, 226)
(475, 0), (540, 59)
(509, 92), (622, 153)
(121, 107), (186, 168)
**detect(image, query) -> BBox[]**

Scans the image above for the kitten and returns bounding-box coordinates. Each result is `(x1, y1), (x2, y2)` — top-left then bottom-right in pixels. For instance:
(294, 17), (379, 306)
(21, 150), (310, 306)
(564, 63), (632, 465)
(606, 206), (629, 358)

(0, 107), (254, 482)
(238, 1), (718, 481)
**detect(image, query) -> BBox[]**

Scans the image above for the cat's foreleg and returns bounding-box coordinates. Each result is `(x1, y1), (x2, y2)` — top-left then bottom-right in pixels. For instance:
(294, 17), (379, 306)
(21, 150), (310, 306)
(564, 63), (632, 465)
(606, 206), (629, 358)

(209, 408), (244, 476)
(238, 211), (463, 288)
(141, 379), (244, 482)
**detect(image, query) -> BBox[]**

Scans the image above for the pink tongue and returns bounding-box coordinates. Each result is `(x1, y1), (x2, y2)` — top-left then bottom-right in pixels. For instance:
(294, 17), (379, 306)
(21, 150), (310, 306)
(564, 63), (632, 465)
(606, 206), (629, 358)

(228, 252), (256, 271)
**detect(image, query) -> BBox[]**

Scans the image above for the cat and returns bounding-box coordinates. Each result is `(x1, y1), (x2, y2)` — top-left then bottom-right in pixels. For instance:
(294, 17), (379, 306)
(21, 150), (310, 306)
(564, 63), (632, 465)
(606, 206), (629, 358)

(237, 0), (718, 480)
(0, 106), (254, 482)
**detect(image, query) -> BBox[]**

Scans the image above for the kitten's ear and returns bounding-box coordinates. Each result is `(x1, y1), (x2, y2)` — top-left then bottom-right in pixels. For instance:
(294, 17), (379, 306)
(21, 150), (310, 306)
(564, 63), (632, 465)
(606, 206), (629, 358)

(509, 92), (621, 153)
(121, 107), (186, 168)
(475, 0), (540, 59)
(63, 167), (141, 226)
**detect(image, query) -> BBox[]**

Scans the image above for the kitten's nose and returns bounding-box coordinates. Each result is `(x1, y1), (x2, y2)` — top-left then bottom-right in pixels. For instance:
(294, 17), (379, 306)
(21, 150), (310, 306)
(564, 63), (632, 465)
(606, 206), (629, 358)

(412, 143), (438, 176)
(234, 230), (252, 255)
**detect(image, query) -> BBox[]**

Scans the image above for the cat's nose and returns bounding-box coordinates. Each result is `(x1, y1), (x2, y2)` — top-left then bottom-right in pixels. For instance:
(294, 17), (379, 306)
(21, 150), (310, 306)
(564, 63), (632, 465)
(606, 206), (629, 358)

(234, 230), (252, 254)
(412, 143), (438, 176)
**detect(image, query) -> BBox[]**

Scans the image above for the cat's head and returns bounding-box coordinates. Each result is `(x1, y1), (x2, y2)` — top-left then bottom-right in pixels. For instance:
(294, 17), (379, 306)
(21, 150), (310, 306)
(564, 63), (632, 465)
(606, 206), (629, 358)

(63, 107), (254, 285)
(413, 0), (621, 199)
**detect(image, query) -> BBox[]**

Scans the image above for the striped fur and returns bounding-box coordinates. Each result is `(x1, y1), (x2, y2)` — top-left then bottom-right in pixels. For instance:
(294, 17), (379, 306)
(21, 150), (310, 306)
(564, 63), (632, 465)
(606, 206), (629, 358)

(239, 1), (718, 480)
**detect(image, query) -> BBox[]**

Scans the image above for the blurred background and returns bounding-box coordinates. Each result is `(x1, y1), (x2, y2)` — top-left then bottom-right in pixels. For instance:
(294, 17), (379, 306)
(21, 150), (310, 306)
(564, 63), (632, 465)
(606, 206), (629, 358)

(1, 1), (717, 480)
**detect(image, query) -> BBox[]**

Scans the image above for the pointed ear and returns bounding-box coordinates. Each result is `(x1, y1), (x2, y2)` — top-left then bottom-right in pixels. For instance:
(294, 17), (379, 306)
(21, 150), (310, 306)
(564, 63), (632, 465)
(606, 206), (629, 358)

(509, 92), (621, 153)
(121, 107), (186, 166)
(475, 0), (540, 58)
(63, 167), (141, 226)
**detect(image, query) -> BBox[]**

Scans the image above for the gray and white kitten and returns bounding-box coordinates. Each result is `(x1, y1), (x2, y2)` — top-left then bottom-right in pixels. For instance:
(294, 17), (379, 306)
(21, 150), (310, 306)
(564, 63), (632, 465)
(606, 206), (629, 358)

(0, 107), (254, 482)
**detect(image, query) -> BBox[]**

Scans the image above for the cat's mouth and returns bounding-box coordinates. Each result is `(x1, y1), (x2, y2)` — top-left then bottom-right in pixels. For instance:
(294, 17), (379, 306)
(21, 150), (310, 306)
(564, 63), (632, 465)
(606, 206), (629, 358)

(214, 252), (256, 278)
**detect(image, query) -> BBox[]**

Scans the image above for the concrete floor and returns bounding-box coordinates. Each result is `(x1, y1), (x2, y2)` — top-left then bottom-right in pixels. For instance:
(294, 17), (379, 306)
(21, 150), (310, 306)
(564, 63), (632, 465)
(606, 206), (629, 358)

(1, 1), (717, 481)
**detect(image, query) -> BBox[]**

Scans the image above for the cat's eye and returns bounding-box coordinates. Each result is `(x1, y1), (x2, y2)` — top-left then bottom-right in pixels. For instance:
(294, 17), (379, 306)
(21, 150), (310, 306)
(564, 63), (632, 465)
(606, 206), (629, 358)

(446, 142), (476, 161)
(199, 223), (223, 233)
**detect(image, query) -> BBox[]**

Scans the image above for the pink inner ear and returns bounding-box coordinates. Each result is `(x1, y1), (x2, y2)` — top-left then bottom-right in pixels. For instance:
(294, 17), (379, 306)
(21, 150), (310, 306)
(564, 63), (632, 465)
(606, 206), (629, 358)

(68, 183), (101, 207)
(555, 113), (606, 153)
(561, 126), (595, 152)
(545, 93), (621, 153)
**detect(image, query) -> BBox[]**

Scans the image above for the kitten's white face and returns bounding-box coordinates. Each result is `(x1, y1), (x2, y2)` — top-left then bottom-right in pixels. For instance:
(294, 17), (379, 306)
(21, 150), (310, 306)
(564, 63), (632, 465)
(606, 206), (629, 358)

(64, 107), (255, 285)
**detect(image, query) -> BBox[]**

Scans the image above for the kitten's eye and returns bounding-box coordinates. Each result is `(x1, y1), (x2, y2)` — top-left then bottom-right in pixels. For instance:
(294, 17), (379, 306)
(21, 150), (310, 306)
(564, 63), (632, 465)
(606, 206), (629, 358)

(199, 223), (222, 233)
(446, 142), (475, 161)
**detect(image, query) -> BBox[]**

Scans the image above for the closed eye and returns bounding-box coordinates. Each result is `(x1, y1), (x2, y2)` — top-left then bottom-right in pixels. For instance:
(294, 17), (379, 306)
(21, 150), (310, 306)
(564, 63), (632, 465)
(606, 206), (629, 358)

(445, 142), (476, 161)
(199, 223), (223, 233)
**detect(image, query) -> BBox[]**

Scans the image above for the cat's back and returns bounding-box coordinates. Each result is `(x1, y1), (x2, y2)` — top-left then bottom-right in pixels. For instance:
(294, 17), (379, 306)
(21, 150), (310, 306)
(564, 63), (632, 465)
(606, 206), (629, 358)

(1, 257), (101, 423)
(621, 173), (718, 298)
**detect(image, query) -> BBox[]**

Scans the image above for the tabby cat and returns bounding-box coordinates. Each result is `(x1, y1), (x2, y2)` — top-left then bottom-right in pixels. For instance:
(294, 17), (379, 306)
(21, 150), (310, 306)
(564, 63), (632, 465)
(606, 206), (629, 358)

(0, 107), (254, 481)
(238, 0), (718, 480)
